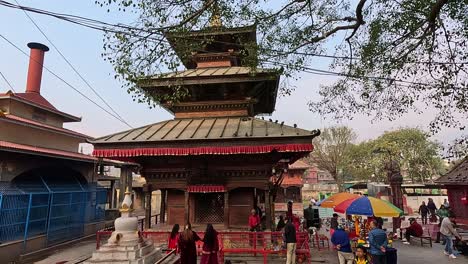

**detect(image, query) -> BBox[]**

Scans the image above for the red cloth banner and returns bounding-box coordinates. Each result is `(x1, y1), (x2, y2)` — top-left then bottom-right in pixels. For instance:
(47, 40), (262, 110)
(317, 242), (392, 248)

(187, 185), (226, 193)
(93, 143), (313, 157)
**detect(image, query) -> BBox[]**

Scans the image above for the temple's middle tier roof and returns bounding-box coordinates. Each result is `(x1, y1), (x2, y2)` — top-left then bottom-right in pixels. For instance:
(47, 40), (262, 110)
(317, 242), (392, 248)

(91, 117), (317, 144)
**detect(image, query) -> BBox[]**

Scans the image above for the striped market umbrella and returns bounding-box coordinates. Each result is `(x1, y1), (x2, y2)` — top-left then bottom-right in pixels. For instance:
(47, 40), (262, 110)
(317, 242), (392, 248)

(334, 196), (403, 217)
(319, 192), (361, 208)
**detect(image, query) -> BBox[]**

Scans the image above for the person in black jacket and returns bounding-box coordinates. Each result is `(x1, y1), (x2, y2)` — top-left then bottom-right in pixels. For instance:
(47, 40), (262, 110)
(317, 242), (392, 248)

(284, 217), (297, 264)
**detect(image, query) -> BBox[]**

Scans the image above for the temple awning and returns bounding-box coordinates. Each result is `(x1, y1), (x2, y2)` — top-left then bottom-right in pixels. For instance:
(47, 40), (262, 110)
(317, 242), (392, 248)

(188, 185), (226, 193)
(93, 143), (313, 157)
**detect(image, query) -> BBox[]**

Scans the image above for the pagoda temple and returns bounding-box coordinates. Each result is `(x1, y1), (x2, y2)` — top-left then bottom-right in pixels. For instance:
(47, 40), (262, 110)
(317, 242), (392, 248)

(91, 24), (320, 229)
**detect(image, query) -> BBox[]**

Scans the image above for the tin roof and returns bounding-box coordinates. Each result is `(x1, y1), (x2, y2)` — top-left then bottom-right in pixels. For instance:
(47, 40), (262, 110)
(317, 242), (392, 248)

(0, 140), (138, 166)
(139, 67), (280, 87)
(0, 91), (81, 122)
(436, 157), (468, 185)
(91, 117), (318, 144)
(0, 113), (92, 140)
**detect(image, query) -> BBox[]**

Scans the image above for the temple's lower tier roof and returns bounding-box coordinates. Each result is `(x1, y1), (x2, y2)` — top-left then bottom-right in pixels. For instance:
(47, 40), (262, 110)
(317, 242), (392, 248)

(91, 117), (319, 143)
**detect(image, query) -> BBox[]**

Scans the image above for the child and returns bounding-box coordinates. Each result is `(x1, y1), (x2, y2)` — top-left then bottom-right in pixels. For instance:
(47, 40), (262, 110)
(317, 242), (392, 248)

(387, 232), (394, 248)
(354, 245), (369, 264)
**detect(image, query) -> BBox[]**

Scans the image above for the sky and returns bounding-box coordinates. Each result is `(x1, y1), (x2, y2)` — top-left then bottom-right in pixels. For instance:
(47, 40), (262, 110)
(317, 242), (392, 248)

(0, 0), (463, 151)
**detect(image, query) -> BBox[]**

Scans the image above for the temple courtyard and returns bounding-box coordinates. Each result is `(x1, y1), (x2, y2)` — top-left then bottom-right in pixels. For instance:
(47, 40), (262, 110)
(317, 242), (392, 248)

(31, 239), (467, 264)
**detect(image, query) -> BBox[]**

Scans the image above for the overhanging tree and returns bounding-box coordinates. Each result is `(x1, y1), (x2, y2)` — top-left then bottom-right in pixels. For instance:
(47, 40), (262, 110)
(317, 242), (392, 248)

(309, 126), (356, 190)
(98, 0), (468, 154)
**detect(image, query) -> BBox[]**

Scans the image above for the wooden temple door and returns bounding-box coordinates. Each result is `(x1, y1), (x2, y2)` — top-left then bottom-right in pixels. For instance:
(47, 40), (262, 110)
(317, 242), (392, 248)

(194, 193), (224, 223)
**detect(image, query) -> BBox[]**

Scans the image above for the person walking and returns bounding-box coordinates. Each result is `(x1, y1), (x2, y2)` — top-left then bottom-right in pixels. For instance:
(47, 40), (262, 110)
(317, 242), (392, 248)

(440, 212), (462, 259)
(443, 199), (449, 208)
(427, 198), (437, 223)
(200, 224), (219, 264)
(284, 217), (297, 264)
(368, 218), (388, 264)
(331, 225), (354, 264)
(418, 201), (429, 225)
(436, 205), (449, 243)
(168, 224), (180, 253)
(178, 223), (201, 264)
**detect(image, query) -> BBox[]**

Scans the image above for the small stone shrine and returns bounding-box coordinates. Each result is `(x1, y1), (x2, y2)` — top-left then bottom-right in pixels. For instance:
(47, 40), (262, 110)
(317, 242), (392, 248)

(84, 188), (161, 264)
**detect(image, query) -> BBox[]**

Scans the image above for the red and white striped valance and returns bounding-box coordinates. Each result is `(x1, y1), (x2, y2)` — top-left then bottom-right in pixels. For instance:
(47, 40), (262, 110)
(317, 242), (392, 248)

(187, 185), (226, 193)
(92, 143), (313, 158)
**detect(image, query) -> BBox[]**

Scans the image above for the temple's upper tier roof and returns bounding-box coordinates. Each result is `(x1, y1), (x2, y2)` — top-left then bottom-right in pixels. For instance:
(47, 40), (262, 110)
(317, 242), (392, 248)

(165, 25), (257, 69)
(138, 66), (280, 117)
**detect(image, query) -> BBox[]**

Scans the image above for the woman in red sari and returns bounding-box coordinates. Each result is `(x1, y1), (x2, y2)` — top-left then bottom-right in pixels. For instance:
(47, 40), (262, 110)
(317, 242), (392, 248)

(200, 224), (219, 264)
(178, 223), (201, 264)
(167, 224), (179, 253)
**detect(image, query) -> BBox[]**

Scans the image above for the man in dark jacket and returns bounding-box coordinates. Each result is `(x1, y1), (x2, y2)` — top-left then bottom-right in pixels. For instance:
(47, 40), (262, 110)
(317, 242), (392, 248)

(418, 201), (429, 224)
(284, 218), (297, 264)
(331, 225), (353, 264)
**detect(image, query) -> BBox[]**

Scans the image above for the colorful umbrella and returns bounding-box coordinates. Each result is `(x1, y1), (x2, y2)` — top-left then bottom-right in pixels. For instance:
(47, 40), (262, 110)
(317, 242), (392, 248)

(319, 192), (360, 208)
(334, 196), (403, 217)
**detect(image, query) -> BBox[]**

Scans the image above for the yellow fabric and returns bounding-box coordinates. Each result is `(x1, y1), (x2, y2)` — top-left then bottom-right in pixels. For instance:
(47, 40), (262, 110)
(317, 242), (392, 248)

(355, 257), (368, 264)
(368, 197), (401, 217)
(320, 193), (360, 208)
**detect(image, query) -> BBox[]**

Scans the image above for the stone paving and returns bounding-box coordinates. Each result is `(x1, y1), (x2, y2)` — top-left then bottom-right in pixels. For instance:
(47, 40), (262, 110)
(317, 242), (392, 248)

(30, 239), (468, 264)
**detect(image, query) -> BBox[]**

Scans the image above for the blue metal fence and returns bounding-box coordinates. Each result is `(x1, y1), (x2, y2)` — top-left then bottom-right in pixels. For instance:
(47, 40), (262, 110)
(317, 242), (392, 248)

(0, 175), (107, 246)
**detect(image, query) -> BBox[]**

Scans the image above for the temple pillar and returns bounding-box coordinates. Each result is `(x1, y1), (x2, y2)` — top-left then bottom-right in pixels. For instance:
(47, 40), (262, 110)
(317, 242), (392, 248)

(119, 167), (128, 203)
(143, 184), (152, 229)
(160, 189), (166, 224)
(224, 191), (229, 229)
(264, 189), (272, 230)
(184, 190), (189, 225)
(110, 180), (116, 208)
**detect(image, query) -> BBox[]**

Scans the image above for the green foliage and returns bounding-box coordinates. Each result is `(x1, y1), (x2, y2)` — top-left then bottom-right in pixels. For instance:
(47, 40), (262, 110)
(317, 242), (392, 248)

(97, 0), (468, 154)
(343, 128), (446, 183)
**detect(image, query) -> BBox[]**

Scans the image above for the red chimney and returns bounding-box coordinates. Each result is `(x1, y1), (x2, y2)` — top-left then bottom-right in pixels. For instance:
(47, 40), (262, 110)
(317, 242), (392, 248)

(26, 42), (49, 94)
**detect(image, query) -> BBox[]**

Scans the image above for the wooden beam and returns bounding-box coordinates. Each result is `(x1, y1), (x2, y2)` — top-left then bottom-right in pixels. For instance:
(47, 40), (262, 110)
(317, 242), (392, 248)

(160, 189), (167, 224)
(264, 189), (272, 230)
(224, 191), (230, 229)
(184, 190), (190, 225)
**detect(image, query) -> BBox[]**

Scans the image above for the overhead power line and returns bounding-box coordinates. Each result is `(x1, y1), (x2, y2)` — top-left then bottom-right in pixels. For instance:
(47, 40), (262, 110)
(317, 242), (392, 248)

(14, 0), (132, 128)
(1, 0), (467, 66)
(0, 33), (132, 128)
(0, 70), (16, 92)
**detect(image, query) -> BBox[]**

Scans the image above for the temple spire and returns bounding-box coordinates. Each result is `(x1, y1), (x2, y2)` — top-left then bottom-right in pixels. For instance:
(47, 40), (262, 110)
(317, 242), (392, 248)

(209, 1), (222, 27)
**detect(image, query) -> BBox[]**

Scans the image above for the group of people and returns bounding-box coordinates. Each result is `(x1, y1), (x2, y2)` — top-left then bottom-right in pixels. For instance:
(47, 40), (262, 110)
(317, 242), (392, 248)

(331, 217), (389, 264)
(411, 200), (463, 259)
(418, 198), (449, 224)
(167, 223), (219, 264)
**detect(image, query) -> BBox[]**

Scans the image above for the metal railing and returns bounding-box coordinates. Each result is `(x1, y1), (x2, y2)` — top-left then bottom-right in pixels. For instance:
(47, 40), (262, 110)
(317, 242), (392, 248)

(96, 230), (311, 264)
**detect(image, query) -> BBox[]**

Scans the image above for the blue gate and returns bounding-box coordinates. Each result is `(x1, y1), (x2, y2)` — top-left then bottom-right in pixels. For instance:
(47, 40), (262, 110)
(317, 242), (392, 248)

(0, 172), (107, 246)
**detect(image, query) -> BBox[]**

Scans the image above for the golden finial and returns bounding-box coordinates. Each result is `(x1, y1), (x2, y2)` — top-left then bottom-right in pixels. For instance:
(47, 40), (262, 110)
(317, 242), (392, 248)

(120, 186), (133, 213)
(209, 1), (222, 28)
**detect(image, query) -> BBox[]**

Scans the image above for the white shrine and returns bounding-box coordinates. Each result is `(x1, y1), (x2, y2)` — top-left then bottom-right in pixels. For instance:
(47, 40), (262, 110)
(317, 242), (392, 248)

(84, 188), (161, 264)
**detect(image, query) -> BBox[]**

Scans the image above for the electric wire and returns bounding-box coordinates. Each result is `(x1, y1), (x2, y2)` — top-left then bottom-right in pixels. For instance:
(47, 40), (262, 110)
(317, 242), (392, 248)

(0, 70), (16, 92)
(0, 33), (132, 127)
(14, 0), (132, 128)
